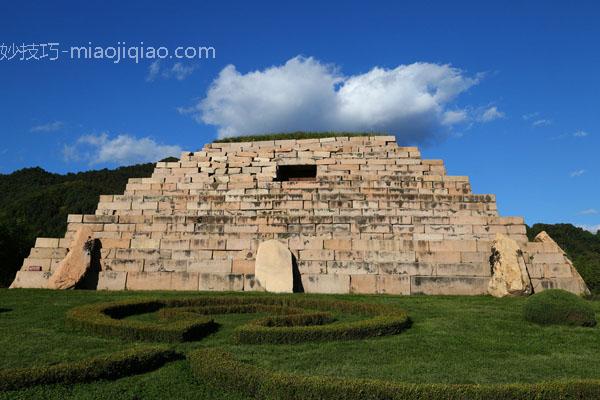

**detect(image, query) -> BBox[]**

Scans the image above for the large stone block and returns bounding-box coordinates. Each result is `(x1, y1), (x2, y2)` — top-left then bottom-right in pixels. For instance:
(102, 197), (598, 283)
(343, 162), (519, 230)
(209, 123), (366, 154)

(301, 274), (350, 294)
(198, 273), (244, 291)
(10, 271), (51, 288)
(126, 271), (172, 290)
(97, 271), (127, 290)
(47, 226), (94, 290)
(171, 272), (200, 290)
(411, 276), (489, 295)
(350, 274), (377, 294)
(255, 240), (293, 293)
(35, 238), (60, 248)
(487, 233), (532, 297)
(243, 274), (265, 291)
(377, 275), (410, 295)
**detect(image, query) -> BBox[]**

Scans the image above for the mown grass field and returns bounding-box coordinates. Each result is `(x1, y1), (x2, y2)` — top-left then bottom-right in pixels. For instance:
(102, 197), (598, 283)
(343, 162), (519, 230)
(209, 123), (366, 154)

(1, 289), (599, 399)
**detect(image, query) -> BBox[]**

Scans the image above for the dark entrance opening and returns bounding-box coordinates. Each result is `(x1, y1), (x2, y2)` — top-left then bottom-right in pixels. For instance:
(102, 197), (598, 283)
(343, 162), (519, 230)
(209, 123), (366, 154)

(276, 165), (317, 182)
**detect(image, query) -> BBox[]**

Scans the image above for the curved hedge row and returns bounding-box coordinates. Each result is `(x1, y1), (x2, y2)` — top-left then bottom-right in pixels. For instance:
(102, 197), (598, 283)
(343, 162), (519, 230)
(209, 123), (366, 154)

(66, 298), (218, 342)
(234, 313), (407, 344)
(189, 348), (600, 400)
(67, 295), (411, 344)
(0, 346), (181, 392)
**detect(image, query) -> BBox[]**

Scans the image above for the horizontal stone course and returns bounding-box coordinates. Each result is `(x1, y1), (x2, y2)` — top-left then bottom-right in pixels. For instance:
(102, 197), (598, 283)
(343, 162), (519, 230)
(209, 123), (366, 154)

(13, 136), (587, 296)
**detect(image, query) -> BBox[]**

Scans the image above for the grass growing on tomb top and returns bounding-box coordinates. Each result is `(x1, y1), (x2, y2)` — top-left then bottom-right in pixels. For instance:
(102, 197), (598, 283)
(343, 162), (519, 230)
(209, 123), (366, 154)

(213, 131), (389, 143)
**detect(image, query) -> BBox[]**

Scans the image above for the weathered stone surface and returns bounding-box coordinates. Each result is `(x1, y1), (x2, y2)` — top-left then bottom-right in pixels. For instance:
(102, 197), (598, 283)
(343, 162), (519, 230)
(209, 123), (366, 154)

(487, 233), (532, 297)
(301, 274), (350, 294)
(12, 136), (586, 295)
(533, 231), (590, 296)
(126, 271), (172, 290)
(199, 273), (244, 291)
(10, 271), (51, 288)
(350, 274), (377, 294)
(97, 271), (127, 290)
(47, 226), (94, 290)
(377, 275), (410, 295)
(411, 276), (489, 295)
(254, 240), (293, 293)
(243, 274), (265, 291)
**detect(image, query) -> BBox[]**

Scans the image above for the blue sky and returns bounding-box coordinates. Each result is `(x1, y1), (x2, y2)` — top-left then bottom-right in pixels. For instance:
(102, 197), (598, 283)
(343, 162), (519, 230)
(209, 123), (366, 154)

(0, 1), (598, 230)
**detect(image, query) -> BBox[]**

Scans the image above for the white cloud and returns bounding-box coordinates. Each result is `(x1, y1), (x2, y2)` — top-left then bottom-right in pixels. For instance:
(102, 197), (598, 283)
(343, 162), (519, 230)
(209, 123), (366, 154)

(522, 113), (552, 127)
(532, 119), (552, 127)
(63, 133), (182, 165)
(477, 106), (505, 122)
(169, 63), (196, 80)
(551, 130), (591, 140)
(579, 208), (598, 215)
(30, 121), (64, 132)
(573, 130), (589, 137)
(578, 224), (600, 234)
(442, 110), (468, 125)
(146, 61), (195, 82)
(522, 112), (539, 121)
(570, 169), (587, 178)
(146, 61), (161, 82)
(184, 56), (489, 141)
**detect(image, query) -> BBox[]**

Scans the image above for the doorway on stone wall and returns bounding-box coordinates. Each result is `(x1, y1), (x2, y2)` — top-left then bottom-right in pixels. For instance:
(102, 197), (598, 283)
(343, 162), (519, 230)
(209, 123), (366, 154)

(275, 165), (317, 181)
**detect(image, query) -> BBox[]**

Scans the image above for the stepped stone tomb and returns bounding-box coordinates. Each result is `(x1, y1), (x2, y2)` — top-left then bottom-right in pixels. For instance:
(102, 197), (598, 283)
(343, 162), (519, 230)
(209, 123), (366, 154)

(10, 135), (590, 296)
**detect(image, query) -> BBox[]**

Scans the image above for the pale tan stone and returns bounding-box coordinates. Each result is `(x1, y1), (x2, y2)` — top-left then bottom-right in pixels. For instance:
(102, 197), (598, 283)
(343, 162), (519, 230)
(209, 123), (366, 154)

(487, 233), (532, 297)
(411, 276), (489, 295)
(243, 274), (265, 291)
(255, 240), (293, 293)
(232, 259), (255, 274)
(97, 271), (127, 290)
(199, 273), (243, 291)
(533, 231), (590, 295)
(377, 275), (410, 295)
(301, 274), (349, 294)
(126, 271), (172, 290)
(47, 226), (94, 290)
(350, 274), (377, 294)
(35, 238), (60, 248)
(10, 271), (52, 288)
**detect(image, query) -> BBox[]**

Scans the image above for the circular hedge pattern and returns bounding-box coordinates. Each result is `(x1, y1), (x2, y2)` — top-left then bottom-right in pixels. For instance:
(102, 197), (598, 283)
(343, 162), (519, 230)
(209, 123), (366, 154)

(524, 289), (597, 327)
(66, 295), (411, 344)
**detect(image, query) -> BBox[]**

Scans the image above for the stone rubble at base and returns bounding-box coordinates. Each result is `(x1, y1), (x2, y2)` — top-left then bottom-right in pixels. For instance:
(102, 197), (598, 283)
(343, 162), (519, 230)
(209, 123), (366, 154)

(9, 135), (590, 296)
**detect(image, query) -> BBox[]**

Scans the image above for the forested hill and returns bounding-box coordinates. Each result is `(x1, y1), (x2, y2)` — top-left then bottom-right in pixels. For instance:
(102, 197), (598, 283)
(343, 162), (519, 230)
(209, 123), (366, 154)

(0, 163), (156, 286)
(0, 163), (599, 293)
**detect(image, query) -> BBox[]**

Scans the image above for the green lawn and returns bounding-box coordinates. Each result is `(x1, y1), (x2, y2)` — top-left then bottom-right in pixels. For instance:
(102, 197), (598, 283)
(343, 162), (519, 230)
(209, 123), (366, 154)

(1, 289), (599, 399)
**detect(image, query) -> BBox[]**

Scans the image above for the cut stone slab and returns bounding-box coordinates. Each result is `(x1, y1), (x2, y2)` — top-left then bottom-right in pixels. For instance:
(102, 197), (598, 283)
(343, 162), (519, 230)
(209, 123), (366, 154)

(97, 271), (127, 290)
(47, 226), (94, 290)
(10, 271), (52, 288)
(255, 240), (293, 293)
(534, 231), (590, 296)
(488, 233), (532, 297)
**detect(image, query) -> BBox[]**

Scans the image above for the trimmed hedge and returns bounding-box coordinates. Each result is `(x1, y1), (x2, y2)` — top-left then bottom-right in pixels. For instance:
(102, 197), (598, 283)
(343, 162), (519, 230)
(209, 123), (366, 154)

(68, 295), (410, 344)
(214, 132), (387, 143)
(234, 313), (407, 345)
(524, 289), (597, 327)
(190, 348), (600, 400)
(66, 298), (219, 342)
(156, 304), (307, 321)
(0, 346), (181, 391)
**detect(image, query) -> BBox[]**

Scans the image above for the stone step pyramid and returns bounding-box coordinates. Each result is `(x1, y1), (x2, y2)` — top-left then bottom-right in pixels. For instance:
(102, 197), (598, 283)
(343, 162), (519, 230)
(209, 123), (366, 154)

(10, 135), (589, 296)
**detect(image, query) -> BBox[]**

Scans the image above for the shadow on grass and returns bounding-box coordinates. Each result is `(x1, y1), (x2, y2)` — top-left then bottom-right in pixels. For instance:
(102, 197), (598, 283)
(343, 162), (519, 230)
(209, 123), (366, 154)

(0, 308), (11, 314)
